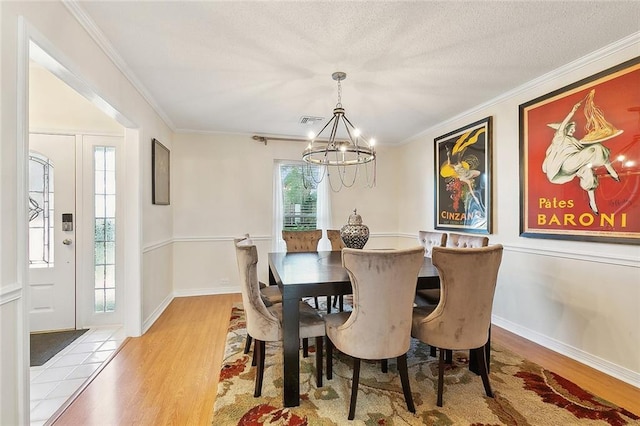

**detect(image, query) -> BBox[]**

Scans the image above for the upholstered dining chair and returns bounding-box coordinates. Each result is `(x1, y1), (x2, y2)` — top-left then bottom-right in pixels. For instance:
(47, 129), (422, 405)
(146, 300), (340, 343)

(234, 235), (283, 357)
(418, 232), (489, 305)
(411, 245), (503, 407)
(234, 238), (326, 396)
(418, 230), (447, 257)
(282, 229), (323, 252)
(324, 246), (425, 420)
(327, 229), (345, 251)
(327, 230), (346, 311)
(282, 229), (324, 309)
(415, 230), (447, 308)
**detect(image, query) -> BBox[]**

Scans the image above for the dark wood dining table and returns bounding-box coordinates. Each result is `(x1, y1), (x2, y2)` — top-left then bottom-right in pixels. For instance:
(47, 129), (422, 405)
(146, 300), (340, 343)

(269, 251), (490, 407)
(268, 250), (489, 407)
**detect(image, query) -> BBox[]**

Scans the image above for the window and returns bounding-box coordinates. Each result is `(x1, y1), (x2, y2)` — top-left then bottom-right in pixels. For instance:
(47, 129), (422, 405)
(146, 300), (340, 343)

(281, 164), (318, 230)
(273, 161), (332, 251)
(28, 152), (54, 267)
(94, 146), (116, 313)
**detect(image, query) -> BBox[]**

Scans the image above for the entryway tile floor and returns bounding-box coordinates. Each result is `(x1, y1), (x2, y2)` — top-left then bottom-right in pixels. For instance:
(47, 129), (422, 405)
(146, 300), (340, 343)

(29, 326), (125, 426)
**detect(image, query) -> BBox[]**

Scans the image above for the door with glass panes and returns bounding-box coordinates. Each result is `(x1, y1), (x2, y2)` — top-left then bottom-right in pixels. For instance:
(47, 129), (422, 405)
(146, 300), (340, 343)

(29, 134), (123, 331)
(29, 134), (76, 332)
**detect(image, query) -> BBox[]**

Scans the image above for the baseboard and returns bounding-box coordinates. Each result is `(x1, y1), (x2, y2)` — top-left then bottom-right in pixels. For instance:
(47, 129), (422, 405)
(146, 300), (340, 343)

(173, 286), (240, 298)
(492, 315), (640, 388)
(142, 293), (173, 334)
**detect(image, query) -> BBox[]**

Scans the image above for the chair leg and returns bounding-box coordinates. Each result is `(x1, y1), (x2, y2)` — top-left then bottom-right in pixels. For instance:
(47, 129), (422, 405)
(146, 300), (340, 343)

(437, 348), (445, 407)
(381, 359), (388, 373)
(339, 295), (344, 312)
(430, 346), (436, 358)
(397, 353), (415, 413)
(244, 335), (253, 355)
(315, 336), (323, 388)
(314, 296), (320, 309)
(326, 336), (333, 380)
(475, 347), (493, 398)
(445, 349), (453, 364)
(303, 338), (309, 357)
(326, 296), (332, 313)
(348, 358), (361, 420)
(254, 340), (266, 397)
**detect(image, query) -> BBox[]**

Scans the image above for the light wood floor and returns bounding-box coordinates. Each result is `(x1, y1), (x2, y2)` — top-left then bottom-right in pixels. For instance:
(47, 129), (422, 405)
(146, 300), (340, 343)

(52, 294), (639, 425)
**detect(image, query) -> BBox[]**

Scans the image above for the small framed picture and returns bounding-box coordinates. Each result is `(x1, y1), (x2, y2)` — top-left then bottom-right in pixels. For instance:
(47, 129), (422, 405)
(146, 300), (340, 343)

(434, 117), (492, 234)
(152, 138), (170, 205)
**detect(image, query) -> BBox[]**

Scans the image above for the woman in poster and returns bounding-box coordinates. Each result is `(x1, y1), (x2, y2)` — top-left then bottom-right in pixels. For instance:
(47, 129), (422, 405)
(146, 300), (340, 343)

(542, 93), (620, 215)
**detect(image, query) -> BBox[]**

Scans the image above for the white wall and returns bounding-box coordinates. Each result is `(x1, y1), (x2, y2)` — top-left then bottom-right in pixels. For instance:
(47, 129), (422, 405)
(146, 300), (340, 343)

(171, 133), (401, 294)
(397, 36), (640, 386)
(1, 2), (173, 423)
(29, 64), (123, 135)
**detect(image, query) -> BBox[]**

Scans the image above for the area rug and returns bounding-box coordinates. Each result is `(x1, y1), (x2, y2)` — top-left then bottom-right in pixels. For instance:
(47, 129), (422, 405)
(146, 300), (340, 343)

(213, 304), (639, 425)
(30, 329), (88, 367)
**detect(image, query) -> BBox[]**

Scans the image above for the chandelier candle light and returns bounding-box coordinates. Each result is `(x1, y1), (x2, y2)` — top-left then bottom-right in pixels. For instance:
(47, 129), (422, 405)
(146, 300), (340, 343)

(302, 72), (376, 191)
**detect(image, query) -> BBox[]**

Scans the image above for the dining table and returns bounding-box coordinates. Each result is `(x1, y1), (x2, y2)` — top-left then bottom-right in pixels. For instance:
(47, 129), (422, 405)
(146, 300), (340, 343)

(268, 249), (490, 407)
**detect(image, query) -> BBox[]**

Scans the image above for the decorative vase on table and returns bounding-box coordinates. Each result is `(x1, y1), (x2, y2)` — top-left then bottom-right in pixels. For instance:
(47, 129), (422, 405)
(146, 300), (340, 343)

(340, 209), (369, 249)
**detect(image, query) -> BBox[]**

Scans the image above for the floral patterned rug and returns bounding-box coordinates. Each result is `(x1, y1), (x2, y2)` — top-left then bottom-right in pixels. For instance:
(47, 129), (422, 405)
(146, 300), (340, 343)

(213, 304), (639, 425)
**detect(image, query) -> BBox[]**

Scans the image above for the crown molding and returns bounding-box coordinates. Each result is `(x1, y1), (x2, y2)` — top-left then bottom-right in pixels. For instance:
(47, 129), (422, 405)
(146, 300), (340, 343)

(63, 0), (176, 131)
(402, 31), (640, 145)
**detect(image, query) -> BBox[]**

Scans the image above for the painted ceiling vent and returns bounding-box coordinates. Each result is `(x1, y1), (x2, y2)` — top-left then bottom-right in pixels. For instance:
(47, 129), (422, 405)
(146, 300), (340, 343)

(299, 116), (324, 125)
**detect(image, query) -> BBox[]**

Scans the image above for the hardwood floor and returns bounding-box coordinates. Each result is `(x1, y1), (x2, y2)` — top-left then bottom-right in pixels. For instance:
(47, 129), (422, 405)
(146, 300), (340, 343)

(52, 294), (639, 425)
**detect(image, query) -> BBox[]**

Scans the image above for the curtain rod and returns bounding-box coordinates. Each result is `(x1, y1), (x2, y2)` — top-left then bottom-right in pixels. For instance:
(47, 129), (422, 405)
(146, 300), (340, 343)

(252, 135), (333, 145)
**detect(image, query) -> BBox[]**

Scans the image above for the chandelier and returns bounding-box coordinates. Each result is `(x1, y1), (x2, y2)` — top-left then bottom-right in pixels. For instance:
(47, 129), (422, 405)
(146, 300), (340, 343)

(302, 72), (376, 191)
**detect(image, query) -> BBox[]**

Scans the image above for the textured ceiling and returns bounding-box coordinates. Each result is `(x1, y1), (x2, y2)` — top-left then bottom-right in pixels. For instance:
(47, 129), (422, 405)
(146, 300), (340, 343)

(74, 1), (640, 145)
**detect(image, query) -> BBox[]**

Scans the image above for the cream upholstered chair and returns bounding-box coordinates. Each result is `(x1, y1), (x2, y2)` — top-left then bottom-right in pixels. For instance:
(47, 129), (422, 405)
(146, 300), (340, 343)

(419, 232), (489, 305)
(415, 231), (447, 308)
(282, 229), (322, 252)
(234, 238), (326, 396)
(418, 230), (447, 257)
(327, 229), (345, 251)
(325, 246), (425, 420)
(447, 232), (489, 249)
(411, 245), (503, 407)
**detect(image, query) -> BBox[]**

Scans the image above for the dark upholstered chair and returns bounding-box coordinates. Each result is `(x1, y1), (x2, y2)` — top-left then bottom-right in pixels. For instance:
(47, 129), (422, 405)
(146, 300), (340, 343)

(234, 238), (325, 396)
(327, 229), (346, 311)
(411, 245), (503, 407)
(282, 229), (322, 252)
(327, 229), (345, 251)
(282, 230), (323, 310)
(325, 246), (425, 420)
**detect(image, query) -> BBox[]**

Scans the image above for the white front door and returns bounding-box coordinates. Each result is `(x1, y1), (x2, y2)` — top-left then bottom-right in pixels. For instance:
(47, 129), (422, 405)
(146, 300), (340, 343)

(29, 134), (77, 332)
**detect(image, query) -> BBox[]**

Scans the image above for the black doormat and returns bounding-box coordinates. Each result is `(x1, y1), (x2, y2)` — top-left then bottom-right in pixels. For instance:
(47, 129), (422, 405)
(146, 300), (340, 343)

(30, 329), (89, 367)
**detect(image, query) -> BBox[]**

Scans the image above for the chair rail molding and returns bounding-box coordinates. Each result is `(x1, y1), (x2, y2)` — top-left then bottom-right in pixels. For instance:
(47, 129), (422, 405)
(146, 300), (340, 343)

(0, 283), (23, 306)
(397, 233), (638, 267)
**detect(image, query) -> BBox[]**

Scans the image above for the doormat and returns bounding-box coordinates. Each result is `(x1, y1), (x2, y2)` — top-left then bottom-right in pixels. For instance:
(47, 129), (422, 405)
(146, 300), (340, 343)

(30, 329), (88, 367)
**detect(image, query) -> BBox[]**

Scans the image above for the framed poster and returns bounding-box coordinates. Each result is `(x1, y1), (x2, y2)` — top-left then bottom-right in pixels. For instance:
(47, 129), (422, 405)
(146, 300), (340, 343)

(434, 117), (492, 234)
(519, 57), (640, 244)
(152, 138), (170, 205)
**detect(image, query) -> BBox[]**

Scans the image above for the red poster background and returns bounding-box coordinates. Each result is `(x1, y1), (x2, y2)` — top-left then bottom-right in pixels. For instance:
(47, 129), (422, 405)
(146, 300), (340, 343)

(521, 59), (640, 243)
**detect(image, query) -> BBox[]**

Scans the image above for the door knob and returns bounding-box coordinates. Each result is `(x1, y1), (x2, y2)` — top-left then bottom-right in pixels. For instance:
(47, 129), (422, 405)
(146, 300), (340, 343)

(63, 239), (73, 245)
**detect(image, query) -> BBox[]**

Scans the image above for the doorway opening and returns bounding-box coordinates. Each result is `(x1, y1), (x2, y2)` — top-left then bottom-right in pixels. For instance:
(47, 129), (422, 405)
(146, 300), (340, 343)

(20, 30), (142, 424)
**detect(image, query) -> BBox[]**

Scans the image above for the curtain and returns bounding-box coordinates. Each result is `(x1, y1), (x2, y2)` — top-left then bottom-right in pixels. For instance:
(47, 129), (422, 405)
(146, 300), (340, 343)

(272, 161), (286, 252)
(316, 167), (332, 251)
